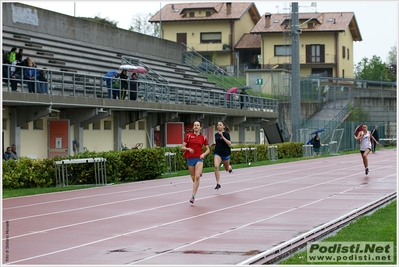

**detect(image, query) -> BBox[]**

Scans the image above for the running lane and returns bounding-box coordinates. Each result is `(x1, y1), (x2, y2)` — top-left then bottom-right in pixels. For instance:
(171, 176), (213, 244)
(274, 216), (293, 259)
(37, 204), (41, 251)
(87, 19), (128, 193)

(2, 149), (396, 265)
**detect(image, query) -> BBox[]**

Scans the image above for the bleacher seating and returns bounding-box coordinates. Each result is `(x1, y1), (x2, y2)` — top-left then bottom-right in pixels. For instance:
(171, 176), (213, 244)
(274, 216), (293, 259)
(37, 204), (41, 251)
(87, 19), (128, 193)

(2, 27), (226, 97)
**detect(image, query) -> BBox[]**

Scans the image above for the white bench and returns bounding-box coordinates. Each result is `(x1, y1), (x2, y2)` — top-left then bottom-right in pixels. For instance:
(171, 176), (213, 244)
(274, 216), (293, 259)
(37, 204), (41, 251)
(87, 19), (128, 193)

(54, 157), (107, 187)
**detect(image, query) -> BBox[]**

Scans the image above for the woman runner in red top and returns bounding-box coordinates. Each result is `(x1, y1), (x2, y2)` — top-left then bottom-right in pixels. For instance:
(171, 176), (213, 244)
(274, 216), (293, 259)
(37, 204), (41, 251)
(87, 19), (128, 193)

(181, 121), (210, 204)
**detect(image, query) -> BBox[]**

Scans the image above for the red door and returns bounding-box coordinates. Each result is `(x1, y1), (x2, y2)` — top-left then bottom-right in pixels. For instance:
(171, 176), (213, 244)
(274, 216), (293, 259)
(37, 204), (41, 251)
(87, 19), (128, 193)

(166, 122), (184, 147)
(48, 120), (69, 158)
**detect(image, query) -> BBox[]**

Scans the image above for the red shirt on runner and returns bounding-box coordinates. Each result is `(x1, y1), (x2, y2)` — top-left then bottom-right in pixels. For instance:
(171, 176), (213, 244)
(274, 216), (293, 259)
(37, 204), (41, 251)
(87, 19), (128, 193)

(184, 133), (209, 158)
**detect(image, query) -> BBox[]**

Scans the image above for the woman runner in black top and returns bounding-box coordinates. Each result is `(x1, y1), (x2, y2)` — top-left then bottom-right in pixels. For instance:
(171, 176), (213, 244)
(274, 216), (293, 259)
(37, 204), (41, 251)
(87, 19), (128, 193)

(212, 121), (232, 190)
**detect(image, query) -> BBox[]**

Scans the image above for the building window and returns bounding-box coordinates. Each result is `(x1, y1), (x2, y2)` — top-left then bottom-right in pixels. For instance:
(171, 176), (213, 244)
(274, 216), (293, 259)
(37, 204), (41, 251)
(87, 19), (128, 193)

(189, 12), (194, 17)
(83, 124), (89, 130)
(104, 120), (112, 130)
(206, 11), (211, 17)
(93, 121), (101, 130)
(342, 46), (346, 58)
(21, 122), (29, 130)
(33, 119), (44, 130)
(306, 45), (325, 63)
(2, 118), (7, 130)
(347, 48), (350, 60)
(138, 121), (145, 130)
(129, 122), (136, 130)
(275, 45), (292, 56)
(200, 32), (221, 43)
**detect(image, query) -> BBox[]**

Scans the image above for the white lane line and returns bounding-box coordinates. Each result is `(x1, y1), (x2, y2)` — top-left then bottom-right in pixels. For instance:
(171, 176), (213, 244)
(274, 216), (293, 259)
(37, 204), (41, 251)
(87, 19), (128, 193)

(4, 153), (393, 210)
(3, 160), (345, 222)
(5, 169), (396, 265)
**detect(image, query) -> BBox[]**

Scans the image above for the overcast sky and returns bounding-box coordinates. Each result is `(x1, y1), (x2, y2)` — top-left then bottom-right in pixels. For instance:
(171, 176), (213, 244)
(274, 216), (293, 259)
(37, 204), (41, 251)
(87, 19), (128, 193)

(19, 1), (398, 64)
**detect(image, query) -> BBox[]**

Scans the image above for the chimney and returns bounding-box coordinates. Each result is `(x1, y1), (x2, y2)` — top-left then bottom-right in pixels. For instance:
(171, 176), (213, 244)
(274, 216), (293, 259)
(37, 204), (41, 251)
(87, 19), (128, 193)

(226, 2), (232, 15)
(265, 13), (271, 27)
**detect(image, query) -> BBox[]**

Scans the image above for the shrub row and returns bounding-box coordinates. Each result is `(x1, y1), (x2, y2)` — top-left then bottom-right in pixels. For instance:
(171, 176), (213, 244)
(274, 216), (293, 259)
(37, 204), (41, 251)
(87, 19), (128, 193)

(2, 142), (303, 189)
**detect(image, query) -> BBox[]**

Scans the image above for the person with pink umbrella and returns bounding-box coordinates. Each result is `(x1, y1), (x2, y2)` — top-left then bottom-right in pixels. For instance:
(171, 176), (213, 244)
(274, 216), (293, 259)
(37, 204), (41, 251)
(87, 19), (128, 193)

(226, 87), (238, 108)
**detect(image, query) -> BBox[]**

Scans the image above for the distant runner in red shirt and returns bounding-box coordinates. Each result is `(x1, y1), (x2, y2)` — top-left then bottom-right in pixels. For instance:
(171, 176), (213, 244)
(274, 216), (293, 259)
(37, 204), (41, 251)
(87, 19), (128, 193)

(181, 121), (210, 204)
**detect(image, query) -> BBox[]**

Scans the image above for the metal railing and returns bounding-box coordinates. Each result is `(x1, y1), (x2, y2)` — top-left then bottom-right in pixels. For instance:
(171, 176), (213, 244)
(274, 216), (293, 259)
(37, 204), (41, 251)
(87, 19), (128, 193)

(2, 64), (279, 112)
(321, 101), (352, 143)
(180, 43), (253, 92)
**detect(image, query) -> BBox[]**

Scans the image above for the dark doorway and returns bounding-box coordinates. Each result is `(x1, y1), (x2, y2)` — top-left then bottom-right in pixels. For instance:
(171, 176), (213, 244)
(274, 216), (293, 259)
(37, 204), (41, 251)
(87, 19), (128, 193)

(176, 33), (187, 47)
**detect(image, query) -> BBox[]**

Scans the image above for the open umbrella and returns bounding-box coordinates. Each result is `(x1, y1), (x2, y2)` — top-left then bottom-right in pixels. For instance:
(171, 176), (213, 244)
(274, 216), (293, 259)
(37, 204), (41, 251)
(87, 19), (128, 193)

(354, 124), (363, 138)
(226, 87), (238, 99)
(103, 70), (119, 81)
(119, 64), (137, 71)
(129, 66), (147, 74)
(311, 129), (324, 135)
(240, 85), (252, 90)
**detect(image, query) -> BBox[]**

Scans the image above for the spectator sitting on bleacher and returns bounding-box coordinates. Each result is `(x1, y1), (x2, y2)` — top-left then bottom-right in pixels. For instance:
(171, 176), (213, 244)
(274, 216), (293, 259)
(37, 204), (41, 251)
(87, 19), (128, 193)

(37, 68), (49, 94)
(24, 60), (39, 93)
(16, 48), (24, 63)
(103, 70), (119, 99)
(9, 56), (32, 91)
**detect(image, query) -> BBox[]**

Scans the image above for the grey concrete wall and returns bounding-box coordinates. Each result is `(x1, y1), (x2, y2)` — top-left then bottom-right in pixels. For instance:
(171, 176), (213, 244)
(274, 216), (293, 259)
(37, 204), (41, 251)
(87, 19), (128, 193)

(354, 97), (397, 123)
(2, 2), (183, 64)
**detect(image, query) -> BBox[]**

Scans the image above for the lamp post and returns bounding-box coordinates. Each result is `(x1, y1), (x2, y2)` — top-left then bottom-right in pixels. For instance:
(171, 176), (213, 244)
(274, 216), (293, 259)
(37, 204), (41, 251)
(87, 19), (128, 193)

(290, 2), (301, 142)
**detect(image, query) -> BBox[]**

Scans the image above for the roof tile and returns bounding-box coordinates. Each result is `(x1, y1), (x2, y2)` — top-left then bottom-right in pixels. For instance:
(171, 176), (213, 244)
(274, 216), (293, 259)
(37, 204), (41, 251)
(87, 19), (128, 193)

(251, 12), (362, 41)
(150, 2), (256, 22)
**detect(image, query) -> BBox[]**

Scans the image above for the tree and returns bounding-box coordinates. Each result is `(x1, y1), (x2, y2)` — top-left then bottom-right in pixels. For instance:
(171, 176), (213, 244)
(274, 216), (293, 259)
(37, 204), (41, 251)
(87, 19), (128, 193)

(348, 101), (369, 122)
(354, 55), (388, 81)
(129, 13), (160, 37)
(387, 44), (397, 65)
(387, 44), (397, 82)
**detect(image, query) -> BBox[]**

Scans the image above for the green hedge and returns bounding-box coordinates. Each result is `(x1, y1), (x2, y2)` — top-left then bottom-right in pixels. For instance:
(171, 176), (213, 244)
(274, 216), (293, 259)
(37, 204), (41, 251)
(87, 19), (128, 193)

(2, 142), (303, 189)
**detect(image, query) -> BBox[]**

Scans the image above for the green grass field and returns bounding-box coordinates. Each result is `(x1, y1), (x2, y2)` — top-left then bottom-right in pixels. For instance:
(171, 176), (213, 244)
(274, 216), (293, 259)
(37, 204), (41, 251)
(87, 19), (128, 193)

(279, 200), (397, 265)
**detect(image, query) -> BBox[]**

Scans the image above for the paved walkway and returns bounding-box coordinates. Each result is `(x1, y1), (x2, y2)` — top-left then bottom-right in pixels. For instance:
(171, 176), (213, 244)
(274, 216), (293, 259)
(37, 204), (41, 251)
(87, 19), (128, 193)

(2, 149), (397, 266)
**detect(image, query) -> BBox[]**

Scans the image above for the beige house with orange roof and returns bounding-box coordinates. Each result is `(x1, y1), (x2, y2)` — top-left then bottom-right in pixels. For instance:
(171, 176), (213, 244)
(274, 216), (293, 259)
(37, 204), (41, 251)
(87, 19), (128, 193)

(250, 12), (362, 78)
(150, 2), (362, 79)
(149, 2), (261, 70)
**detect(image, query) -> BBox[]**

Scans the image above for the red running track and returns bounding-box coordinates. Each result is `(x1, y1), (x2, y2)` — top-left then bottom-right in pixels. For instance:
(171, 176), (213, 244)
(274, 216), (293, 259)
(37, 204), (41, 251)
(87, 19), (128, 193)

(2, 149), (397, 266)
